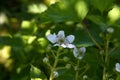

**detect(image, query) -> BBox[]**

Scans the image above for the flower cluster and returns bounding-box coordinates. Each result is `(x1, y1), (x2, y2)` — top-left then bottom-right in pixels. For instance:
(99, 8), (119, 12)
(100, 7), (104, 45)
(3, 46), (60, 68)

(47, 30), (86, 60)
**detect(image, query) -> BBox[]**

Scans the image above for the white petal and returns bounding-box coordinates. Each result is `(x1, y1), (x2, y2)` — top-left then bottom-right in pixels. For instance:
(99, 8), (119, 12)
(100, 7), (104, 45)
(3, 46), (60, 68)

(54, 44), (60, 47)
(78, 56), (83, 60)
(73, 47), (78, 58)
(66, 35), (75, 43)
(61, 44), (67, 48)
(73, 47), (83, 60)
(57, 30), (65, 38)
(79, 47), (86, 53)
(116, 63), (120, 72)
(66, 44), (75, 48)
(61, 43), (75, 48)
(47, 33), (57, 43)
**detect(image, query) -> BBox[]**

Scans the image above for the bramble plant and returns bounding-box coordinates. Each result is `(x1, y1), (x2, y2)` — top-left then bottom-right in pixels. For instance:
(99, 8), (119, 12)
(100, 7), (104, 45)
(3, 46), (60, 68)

(46, 30), (87, 80)
(45, 28), (120, 80)
(0, 0), (120, 80)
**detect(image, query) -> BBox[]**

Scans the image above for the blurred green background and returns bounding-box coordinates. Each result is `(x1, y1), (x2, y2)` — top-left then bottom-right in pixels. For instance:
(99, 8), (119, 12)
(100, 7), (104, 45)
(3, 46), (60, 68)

(0, 0), (120, 80)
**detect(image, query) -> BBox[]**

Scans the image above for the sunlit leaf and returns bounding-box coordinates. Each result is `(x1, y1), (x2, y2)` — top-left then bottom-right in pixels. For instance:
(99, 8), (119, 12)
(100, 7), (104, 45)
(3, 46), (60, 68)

(39, 0), (88, 23)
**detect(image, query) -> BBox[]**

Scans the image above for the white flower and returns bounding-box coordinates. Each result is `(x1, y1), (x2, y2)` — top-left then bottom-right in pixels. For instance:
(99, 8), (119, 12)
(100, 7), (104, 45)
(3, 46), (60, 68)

(115, 63), (120, 72)
(73, 47), (86, 60)
(47, 30), (75, 48)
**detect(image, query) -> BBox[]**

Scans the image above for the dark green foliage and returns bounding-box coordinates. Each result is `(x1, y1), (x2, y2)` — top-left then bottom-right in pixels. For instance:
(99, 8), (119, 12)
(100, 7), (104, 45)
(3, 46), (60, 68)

(0, 0), (120, 80)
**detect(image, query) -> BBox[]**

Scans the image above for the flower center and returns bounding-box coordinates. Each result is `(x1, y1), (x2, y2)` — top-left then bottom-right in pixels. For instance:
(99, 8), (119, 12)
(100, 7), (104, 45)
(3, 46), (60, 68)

(59, 38), (65, 43)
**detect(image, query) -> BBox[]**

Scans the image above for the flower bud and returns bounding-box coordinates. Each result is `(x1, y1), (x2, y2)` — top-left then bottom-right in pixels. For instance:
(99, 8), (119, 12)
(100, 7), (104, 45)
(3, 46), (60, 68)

(65, 64), (71, 69)
(107, 27), (114, 33)
(74, 66), (79, 71)
(63, 56), (69, 62)
(83, 75), (88, 80)
(53, 71), (59, 78)
(46, 44), (52, 52)
(43, 57), (49, 63)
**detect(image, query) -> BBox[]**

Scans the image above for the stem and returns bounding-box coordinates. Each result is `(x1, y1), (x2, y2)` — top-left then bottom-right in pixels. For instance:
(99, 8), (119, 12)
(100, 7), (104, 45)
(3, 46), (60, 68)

(49, 48), (61, 80)
(83, 24), (103, 50)
(56, 67), (66, 70)
(103, 35), (110, 80)
(75, 60), (80, 80)
(79, 64), (89, 77)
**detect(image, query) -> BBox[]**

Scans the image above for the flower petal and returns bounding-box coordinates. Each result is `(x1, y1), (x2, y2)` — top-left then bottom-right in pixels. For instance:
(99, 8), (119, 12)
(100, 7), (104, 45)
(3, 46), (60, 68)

(54, 44), (60, 47)
(116, 63), (120, 72)
(47, 33), (57, 43)
(61, 44), (67, 48)
(79, 47), (86, 53)
(57, 30), (65, 39)
(61, 43), (75, 48)
(73, 47), (78, 58)
(66, 44), (75, 48)
(66, 35), (75, 43)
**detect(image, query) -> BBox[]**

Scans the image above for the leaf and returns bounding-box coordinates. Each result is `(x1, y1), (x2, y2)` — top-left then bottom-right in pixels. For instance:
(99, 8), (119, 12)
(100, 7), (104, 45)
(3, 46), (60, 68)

(0, 36), (24, 47)
(30, 65), (47, 79)
(74, 25), (103, 47)
(87, 15), (108, 31)
(90, 0), (114, 13)
(21, 20), (38, 35)
(39, 0), (88, 23)
(75, 0), (88, 20)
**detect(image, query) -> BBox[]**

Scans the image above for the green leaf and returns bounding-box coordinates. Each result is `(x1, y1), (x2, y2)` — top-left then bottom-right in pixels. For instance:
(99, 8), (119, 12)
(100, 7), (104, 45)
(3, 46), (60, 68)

(30, 65), (47, 79)
(87, 15), (108, 31)
(75, 0), (88, 20)
(0, 36), (24, 47)
(74, 25), (103, 47)
(39, 0), (88, 23)
(21, 20), (38, 35)
(91, 0), (114, 13)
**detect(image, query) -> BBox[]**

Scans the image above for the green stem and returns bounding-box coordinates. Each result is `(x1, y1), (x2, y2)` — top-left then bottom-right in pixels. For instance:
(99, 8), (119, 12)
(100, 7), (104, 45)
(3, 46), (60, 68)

(49, 48), (61, 80)
(83, 24), (103, 50)
(79, 64), (89, 77)
(56, 67), (66, 70)
(49, 54), (59, 80)
(75, 60), (80, 80)
(103, 35), (110, 80)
